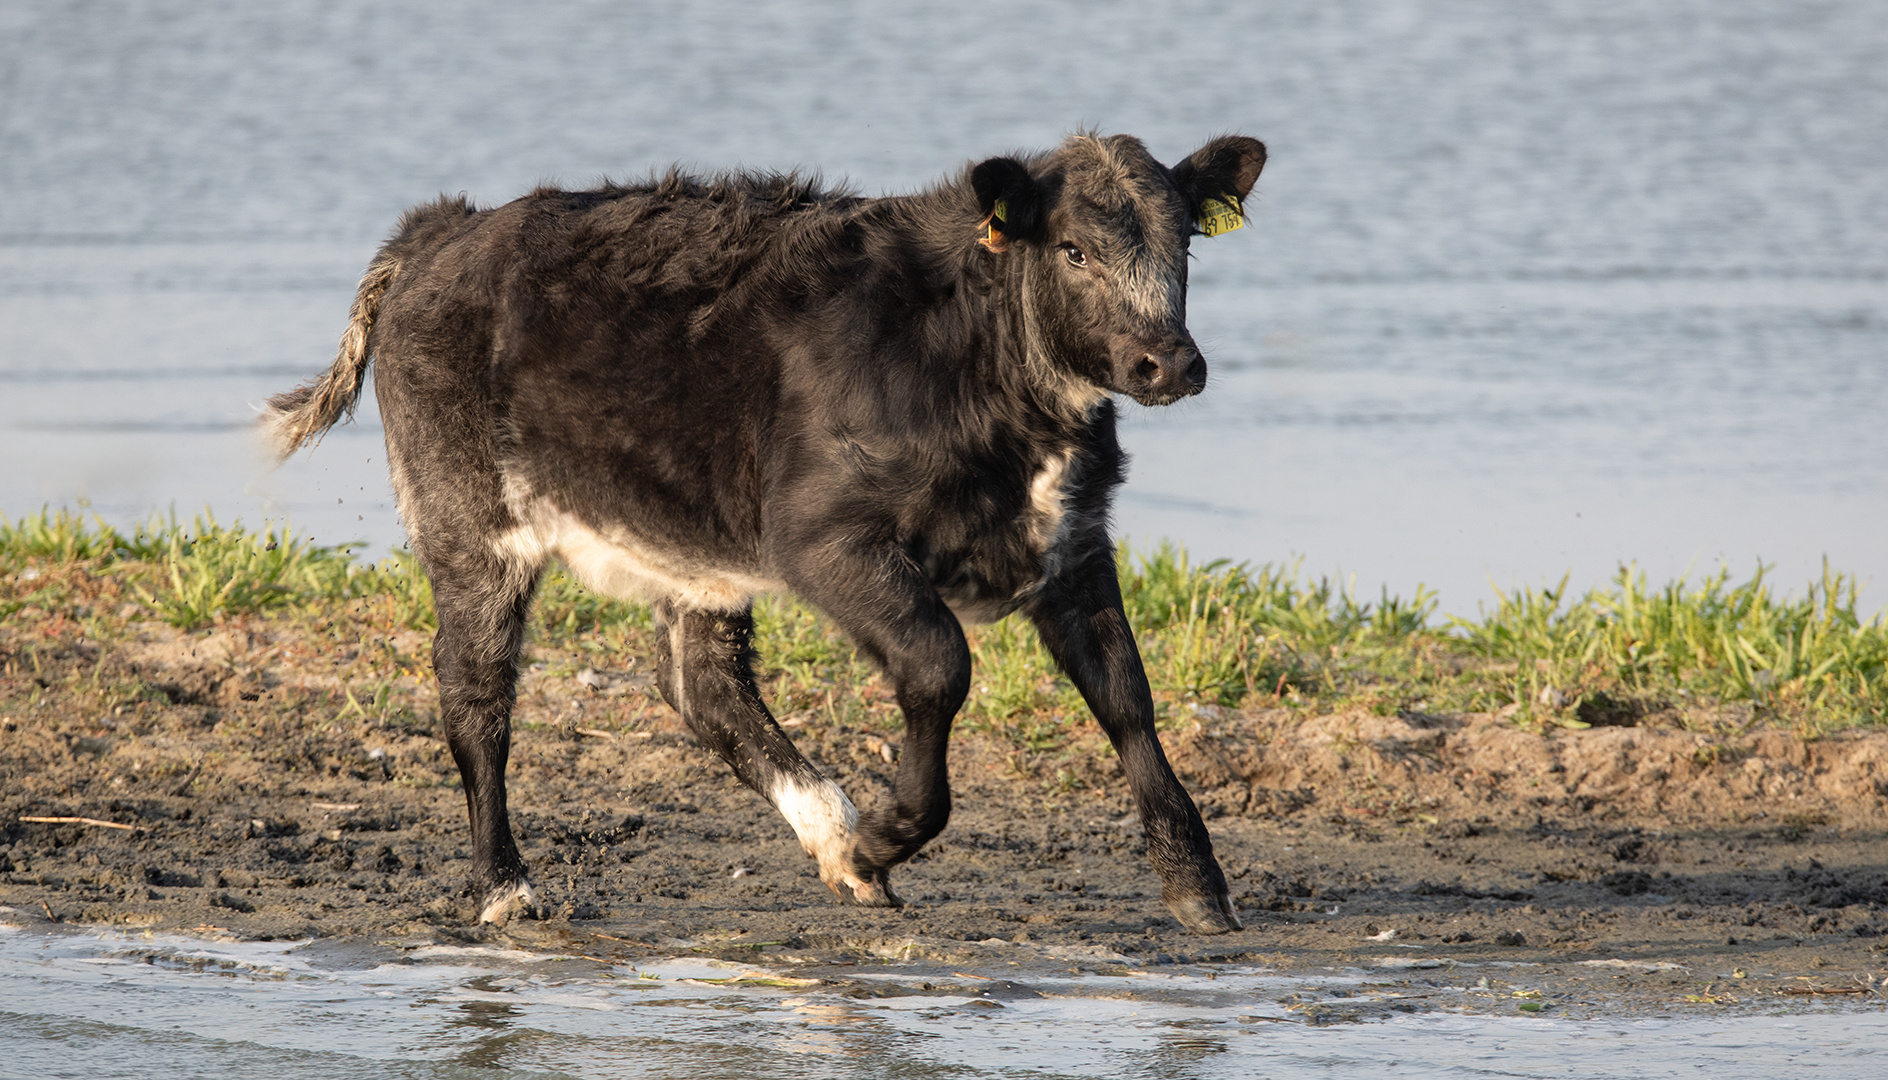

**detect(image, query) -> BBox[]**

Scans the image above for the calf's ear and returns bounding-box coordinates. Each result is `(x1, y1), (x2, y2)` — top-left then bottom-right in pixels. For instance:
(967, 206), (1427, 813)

(970, 157), (1042, 252)
(1173, 136), (1267, 229)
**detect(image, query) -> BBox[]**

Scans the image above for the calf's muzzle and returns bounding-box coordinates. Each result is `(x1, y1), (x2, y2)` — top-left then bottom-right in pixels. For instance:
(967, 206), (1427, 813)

(1119, 339), (1208, 406)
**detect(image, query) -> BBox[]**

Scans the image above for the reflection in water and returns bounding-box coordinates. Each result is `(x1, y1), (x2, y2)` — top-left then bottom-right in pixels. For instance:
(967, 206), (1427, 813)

(1140, 1028), (1233, 1079)
(446, 996), (537, 1071)
(441, 974), (561, 1072)
(774, 999), (883, 1059)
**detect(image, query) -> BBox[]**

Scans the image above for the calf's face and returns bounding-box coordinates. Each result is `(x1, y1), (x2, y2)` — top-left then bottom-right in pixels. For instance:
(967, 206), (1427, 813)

(973, 134), (1266, 407)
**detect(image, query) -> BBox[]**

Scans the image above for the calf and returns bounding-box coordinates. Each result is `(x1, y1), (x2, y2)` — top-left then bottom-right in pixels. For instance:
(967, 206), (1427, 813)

(265, 132), (1266, 933)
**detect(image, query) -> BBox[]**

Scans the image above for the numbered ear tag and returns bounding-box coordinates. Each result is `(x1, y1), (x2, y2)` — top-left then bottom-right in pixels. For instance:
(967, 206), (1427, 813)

(1197, 194), (1246, 237)
(978, 197), (1011, 252)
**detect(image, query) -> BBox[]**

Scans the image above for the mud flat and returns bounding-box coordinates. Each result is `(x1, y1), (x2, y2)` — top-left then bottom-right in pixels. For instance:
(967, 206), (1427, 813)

(3, 616), (1886, 1019)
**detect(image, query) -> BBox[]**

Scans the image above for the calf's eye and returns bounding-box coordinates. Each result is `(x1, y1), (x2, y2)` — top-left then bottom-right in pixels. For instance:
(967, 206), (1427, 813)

(1060, 243), (1088, 268)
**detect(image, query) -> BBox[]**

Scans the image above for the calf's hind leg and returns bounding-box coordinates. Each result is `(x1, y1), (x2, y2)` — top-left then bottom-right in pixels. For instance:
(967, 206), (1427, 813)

(653, 602), (891, 905)
(430, 564), (542, 923)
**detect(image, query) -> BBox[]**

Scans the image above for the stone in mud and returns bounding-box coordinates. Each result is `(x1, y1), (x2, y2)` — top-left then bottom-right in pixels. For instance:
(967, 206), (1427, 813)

(1602, 870), (1653, 896)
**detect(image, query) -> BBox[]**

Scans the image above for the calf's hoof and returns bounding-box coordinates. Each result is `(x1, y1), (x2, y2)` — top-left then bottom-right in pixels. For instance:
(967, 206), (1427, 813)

(1164, 890), (1243, 935)
(477, 878), (538, 926)
(829, 865), (904, 908)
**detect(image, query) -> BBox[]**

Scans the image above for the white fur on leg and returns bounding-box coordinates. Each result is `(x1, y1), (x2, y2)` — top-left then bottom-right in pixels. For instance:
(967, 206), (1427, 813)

(769, 775), (864, 894)
(478, 879), (537, 924)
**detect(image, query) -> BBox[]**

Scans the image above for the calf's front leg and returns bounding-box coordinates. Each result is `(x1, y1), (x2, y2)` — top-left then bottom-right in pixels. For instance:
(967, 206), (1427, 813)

(652, 600), (896, 906)
(783, 543), (972, 900)
(1027, 552), (1242, 935)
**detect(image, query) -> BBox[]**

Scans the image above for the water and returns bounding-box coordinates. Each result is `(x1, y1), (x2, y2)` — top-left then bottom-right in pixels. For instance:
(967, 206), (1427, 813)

(3, 926), (1883, 1079)
(4, 0), (1885, 612)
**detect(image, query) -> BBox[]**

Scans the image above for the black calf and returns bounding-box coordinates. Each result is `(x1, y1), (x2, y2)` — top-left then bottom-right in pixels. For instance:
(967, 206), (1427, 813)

(265, 132), (1266, 933)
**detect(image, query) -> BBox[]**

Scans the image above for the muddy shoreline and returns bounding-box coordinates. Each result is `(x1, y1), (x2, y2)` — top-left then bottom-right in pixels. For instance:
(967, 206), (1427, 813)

(5, 620), (1888, 1016)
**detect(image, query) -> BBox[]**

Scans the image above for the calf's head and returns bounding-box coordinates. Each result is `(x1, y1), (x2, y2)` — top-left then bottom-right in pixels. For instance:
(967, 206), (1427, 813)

(972, 133), (1266, 407)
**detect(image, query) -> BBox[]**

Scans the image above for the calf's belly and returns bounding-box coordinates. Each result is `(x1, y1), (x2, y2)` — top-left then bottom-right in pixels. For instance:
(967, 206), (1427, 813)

(492, 492), (781, 611)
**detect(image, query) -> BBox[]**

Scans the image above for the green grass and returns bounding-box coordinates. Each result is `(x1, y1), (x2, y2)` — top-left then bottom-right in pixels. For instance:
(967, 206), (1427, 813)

(0, 507), (431, 629)
(4, 506), (1883, 737)
(1451, 562), (1887, 731)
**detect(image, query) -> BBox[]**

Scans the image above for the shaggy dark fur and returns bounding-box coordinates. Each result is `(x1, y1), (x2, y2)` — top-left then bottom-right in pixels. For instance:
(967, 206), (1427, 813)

(265, 132), (1267, 933)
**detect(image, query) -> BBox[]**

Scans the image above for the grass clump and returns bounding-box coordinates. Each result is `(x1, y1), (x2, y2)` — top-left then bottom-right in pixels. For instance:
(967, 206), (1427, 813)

(1453, 563), (1887, 732)
(0, 506), (129, 565)
(1, 507), (433, 630)
(1120, 544), (1436, 706)
(132, 516), (365, 627)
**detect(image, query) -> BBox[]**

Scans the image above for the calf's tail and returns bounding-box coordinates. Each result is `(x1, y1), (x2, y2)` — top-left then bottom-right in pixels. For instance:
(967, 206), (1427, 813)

(260, 250), (401, 461)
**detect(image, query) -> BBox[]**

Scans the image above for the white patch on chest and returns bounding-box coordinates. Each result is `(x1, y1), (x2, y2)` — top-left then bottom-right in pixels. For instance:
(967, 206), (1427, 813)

(1026, 447), (1081, 572)
(945, 446), (1088, 625)
(490, 478), (781, 612)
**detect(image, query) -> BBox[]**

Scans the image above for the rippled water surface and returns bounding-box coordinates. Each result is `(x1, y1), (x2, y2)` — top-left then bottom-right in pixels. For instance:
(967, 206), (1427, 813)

(4, 0), (1886, 610)
(3, 927), (1884, 1080)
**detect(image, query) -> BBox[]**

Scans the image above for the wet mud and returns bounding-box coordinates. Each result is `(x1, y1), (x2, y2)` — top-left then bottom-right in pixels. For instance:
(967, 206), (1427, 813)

(5, 621), (1888, 1015)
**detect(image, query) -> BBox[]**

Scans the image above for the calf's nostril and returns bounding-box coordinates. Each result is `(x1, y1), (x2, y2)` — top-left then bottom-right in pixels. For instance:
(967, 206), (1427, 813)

(1133, 357), (1160, 383)
(1184, 355), (1207, 386)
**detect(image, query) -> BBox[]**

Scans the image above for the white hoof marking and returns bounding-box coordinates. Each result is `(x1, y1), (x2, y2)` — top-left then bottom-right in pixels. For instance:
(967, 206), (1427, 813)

(769, 775), (865, 892)
(478, 879), (537, 924)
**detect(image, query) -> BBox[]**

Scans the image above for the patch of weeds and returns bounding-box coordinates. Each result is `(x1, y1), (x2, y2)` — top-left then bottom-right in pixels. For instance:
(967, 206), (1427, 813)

(102, 512), (375, 628)
(1120, 544), (1438, 712)
(751, 594), (877, 715)
(1690, 741), (1745, 768)
(0, 506), (126, 566)
(338, 678), (423, 730)
(964, 616), (1072, 724)
(1451, 562), (1887, 733)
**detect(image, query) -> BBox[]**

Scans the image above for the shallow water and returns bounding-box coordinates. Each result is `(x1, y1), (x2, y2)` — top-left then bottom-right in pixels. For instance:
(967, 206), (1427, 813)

(2, 0), (1885, 611)
(2, 926), (1883, 1080)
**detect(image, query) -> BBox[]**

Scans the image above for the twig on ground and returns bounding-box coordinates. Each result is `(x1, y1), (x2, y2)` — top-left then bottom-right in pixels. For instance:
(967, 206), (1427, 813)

(170, 760), (203, 797)
(20, 815), (138, 831)
(587, 931), (651, 948)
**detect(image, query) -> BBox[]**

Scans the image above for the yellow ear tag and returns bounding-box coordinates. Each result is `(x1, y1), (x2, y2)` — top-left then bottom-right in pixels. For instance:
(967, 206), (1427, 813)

(1197, 194), (1246, 238)
(978, 197), (1011, 252)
